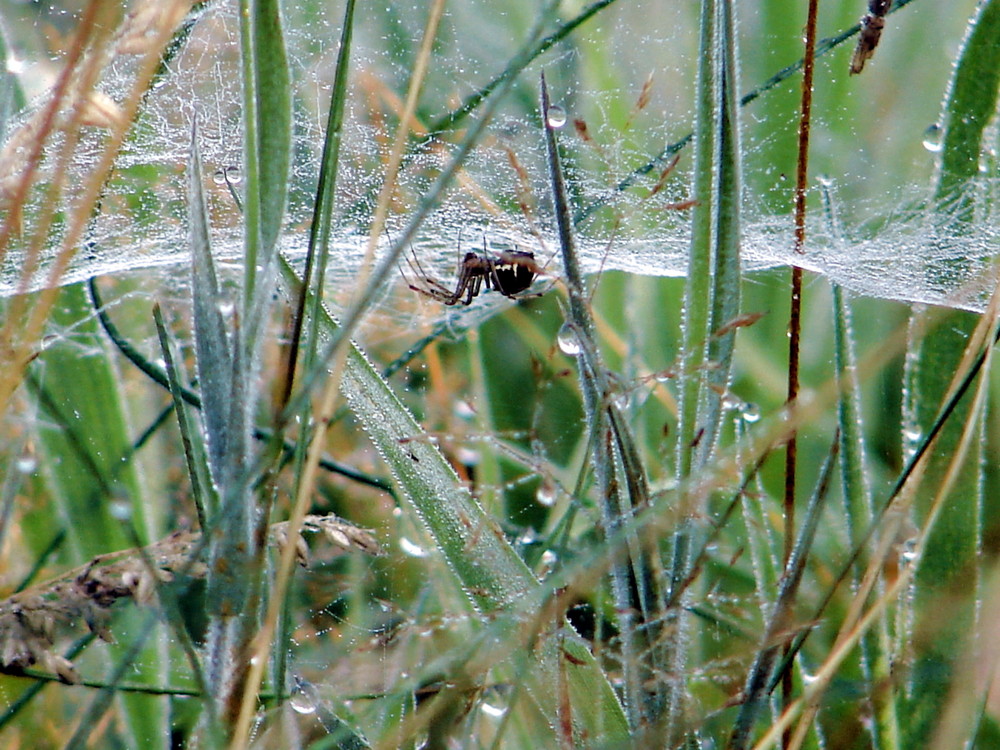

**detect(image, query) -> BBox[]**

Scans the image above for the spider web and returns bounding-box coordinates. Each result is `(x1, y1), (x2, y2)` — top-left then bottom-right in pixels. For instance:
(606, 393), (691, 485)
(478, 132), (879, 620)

(0, 0), (994, 318)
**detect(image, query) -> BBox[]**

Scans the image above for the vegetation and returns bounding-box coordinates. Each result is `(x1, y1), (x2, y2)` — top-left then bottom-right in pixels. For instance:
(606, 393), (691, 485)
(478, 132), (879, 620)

(0, 0), (997, 747)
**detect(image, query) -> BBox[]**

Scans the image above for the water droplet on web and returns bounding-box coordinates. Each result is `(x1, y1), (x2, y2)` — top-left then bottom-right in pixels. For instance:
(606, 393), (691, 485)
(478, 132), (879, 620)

(15, 453), (37, 473)
(720, 392), (742, 411)
(740, 402), (761, 423)
(212, 169), (226, 185)
(612, 390), (631, 410)
(922, 123), (943, 153)
(557, 323), (581, 355)
(546, 104), (567, 129)
(290, 680), (319, 714)
(400, 537), (429, 558)
(535, 480), (557, 507)
(224, 165), (243, 184)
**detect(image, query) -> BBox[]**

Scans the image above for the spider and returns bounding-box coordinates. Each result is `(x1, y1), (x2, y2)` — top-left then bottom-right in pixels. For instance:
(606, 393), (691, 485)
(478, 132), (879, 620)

(403, 238), (541, 306)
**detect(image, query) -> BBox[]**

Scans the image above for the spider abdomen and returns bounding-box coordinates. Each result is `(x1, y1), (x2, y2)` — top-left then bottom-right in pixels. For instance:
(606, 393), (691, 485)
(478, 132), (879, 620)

(490, 251), (536, 296)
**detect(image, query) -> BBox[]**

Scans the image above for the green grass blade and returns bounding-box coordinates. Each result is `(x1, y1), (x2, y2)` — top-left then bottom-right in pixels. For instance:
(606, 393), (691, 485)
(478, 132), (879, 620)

(822, 179), (900, 749)
(832, 284), (901, 750)
(187, 123), (233, 496)
(239, 0), (292, 307)
(934, 0), (1000, 215)
(295, 0), (356, 382)
(541, 71), (666, 731)
(902, 0), (1000, 740)
(730, 437), (839, 750)
(31, 281), (168, 746)
(153, 303), (214, 531)
(678, 0), (743, 473)
(701, 0), (743, 461)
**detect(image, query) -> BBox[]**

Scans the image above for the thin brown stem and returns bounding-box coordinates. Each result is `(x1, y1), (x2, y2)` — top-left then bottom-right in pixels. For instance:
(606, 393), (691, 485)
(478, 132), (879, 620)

(784, 0), (820, 745)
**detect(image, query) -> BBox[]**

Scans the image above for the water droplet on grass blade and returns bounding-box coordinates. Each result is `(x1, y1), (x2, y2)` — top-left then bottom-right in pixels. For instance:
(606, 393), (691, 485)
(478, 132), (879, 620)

(546, 105), (567, 128)
(400, 537), (429, 558)
(557, 323), (581, 355)
(110, 499), (132, 521)
(922, 123), (943, 152)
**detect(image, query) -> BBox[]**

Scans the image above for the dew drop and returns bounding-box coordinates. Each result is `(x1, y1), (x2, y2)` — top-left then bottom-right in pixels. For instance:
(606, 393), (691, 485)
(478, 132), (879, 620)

(481, 701), (506, 719)
(556, 323), (581, 355)
(454, 399), (476, 420)
(456, 447), (481, 466)
(212, 169), (226, 185)
(224, 165), (243, 184)
(740, 402), (761, 423)
(535, 480), (557, 507)
(922, 123), (943, 153)
(900, 538), (918, 564)
(15, 453), (37, 473)
(399, 537), (429, 558)
(290, 681), (318, 715)
(109, 499), (132, 521)
(546, 104), (567, 128)
(720, 392), (742, 411)
(516, 528), (539, 545)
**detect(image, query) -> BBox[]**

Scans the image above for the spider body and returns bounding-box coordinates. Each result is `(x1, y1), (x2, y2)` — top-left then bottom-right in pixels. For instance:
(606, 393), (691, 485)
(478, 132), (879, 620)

(406, 247), (539, 306)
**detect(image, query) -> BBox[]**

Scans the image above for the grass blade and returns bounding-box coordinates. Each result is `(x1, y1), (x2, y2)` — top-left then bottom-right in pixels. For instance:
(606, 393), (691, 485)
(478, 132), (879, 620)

(31, 281), (168, 746)
(902, 1), (1000, 739)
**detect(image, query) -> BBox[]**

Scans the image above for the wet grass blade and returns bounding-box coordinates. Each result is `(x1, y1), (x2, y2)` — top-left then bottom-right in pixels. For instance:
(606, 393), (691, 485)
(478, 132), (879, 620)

(729, 435), (839, 750)
(902, 1), (1000, 739)
(187, 122), (233, 492)
(30, 281), (169, 746)
(238, 0), (291, 309)
(541, 72), (665, 731)
(677, 0), (743, 474)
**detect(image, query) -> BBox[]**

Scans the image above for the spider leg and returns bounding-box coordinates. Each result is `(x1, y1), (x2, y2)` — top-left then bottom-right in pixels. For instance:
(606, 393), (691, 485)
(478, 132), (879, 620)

(464, 274), (483, 305)
(403, 247), (465, 303)
(406, 250), (447, 293)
